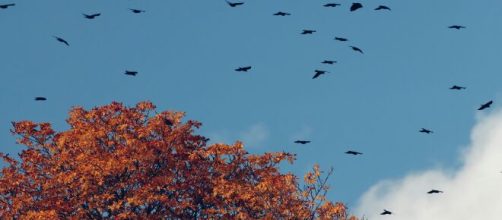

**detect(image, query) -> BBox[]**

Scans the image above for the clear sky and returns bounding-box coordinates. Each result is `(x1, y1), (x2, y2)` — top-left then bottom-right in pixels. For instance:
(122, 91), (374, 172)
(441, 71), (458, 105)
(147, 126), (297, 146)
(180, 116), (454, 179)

(1, 0), (502, 213)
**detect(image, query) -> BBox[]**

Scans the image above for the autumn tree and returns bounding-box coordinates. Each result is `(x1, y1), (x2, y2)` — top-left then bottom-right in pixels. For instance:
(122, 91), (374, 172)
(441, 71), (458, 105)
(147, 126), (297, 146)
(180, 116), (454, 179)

(0, 101), (356, 219)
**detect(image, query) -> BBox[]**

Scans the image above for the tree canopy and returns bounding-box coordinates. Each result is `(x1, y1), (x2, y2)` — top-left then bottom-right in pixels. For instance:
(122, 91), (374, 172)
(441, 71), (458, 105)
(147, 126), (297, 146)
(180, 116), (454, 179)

(0, 101), (355, 219)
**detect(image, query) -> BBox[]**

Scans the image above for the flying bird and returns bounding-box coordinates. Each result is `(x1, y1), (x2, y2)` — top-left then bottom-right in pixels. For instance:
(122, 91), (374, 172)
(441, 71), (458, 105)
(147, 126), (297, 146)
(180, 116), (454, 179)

(53, 36), (69, 46)
(294, 140), (311, 144)
(226, 1), (244, 7)
(34, 97), (47, 101)
(334, 37), (348, 41)
(274, 11), (291, 16)
(324, 3), (341, 7)
(375, 5), (391, 11)
(345, 150), (363, 155)
(313, 70), (328, 79)
(235, 66), (252, 72)
(0, 3), (15, 9)
(350, 46), (363, 54)
(350, 3), (363, 11)
(301, 29), (316, 34)
(478, 100), (493, 110)
(450, 85), (466, 90)
(448, 25), (466, 30)
(125, 70), (138, 76)
(83, 13), (101, 19)
(419, 128), (433, 134)
(129, 8), (145, 14)
(322, 60), (337, 64)
(427, 189), (443, 194)
(381, 209), (392, 215)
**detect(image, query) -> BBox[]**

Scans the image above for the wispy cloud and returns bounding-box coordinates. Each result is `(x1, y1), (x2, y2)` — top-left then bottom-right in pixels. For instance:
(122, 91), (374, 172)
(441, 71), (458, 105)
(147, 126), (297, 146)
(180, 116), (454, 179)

(355, 110), (502, 219)
(239, 123), (269, 148)
(205, 123), (270, 148)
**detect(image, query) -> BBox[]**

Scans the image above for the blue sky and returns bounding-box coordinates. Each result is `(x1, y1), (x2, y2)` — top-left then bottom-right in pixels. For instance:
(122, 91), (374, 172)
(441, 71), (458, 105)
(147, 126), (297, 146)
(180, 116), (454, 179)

(1, 0), (502, 211)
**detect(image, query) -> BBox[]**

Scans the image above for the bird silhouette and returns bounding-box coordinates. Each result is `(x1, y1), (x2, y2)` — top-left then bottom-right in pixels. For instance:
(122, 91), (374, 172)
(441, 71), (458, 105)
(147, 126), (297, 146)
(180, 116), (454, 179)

(450, 85), (466, 90)
(478, 100), (493, 110)
(345, 150), (363, 155)
(235, 66), (252, 72)
(381, 209), (392, 215)
(313, 70), (328, 79)
(53, 36), (69, 46)
(427, 189), (443, 194)
(334, 37), (348, 41)
(301, 29), (316, 34)
(129, 8), (145, 14)
(419, 128), (433, 134)
(350, 46), (363, 54)
(34, 97), (47, 101)
(375, 5), (391, 11)
(448, 25), (466, 30)
(324, 3), (341, 7)
(274, 11), (291, 16)
(0, 3), (15, 9)
(125, 70), (138, 76)
(322, 60), (337, 64)
(226, 1), (244, 7)
(83, 13), (101, 19)
(350, 3), (363, 11)
(294, 140), (311, 144)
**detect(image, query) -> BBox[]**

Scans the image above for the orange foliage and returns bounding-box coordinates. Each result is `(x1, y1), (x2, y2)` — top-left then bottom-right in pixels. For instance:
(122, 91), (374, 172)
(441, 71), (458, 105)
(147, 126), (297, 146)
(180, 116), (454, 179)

(0, 101), (356, 219)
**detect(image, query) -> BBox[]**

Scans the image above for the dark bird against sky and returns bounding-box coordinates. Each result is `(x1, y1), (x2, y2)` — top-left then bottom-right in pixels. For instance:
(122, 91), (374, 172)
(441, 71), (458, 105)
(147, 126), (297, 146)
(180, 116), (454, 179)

(419, 128), (433, 134)
(427, 189), (444, 194)
(226, 1), (244, 7)
(34, 97), (47, 101)
(350, 46), (364, 54)
(449, 25), (466, 30)
(345, 150), (363, 155)
(450, 85), (466, 90)
(0, 3), (15, 9)
(273, 11), (291, 16)
(129, 8), (145, 14)
(350, 3), (363, 12)
(375, 5), (391, 11)
(313, 70), (328, 79)
(124, 70), (138, 76)
(301, 29), (316, 34)
(334, 37), (348, 41)
(53, 36), (69, 46)
(478, 100), (493, 110)
(83, 13), (101, 19)
(294, 140), (311, 144)
(381, 209), (392, 215)
(324, 3), (341, 7)
(235, 66), (252, 72)
(322, 60), (337, 65)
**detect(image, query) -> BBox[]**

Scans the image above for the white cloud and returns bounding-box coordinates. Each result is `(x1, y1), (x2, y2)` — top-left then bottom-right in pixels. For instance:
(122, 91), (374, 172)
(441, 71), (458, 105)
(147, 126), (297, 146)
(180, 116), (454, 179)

(239, 123), (269, 148)
(206, 123), (269, 148)
(355, 110), (502, 220)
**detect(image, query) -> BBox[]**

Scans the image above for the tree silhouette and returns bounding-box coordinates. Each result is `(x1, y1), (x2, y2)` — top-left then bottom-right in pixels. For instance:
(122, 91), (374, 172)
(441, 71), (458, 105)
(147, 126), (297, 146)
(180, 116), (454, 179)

(1, 101), (356, 219)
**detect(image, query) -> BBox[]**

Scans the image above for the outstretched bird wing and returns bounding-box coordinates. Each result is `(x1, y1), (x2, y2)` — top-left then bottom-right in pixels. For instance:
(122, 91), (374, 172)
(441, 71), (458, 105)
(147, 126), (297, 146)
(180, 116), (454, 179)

(478, 101), (493, 110)
(350, 3), (363, 11)
(53, 36), (69, 46)
(350, 46), (363, 53)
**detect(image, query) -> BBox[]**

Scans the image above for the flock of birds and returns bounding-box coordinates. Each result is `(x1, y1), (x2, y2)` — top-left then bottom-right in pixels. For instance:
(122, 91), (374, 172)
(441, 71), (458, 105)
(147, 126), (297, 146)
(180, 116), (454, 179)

(231, 1), (493, 217)
(1, 1), (497, 218)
